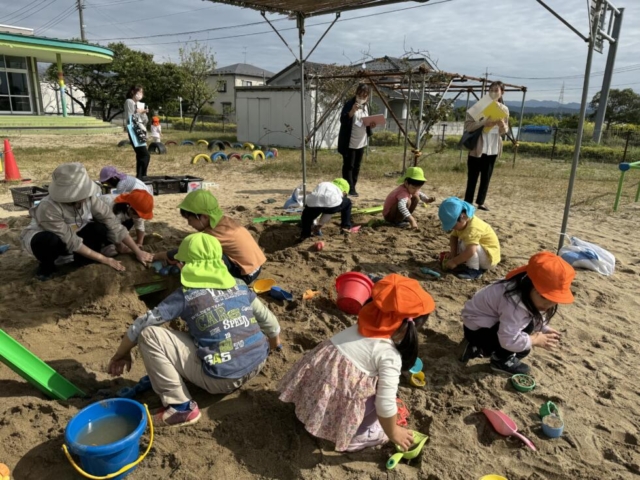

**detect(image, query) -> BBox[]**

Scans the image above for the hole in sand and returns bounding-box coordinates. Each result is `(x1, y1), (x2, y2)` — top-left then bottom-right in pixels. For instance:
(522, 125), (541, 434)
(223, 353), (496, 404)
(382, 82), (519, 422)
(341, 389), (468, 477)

(258, 224), (300, 254)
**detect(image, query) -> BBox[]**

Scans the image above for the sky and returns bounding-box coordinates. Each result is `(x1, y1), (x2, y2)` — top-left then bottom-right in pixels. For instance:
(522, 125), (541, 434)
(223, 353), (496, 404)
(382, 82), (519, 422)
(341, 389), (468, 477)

(1, 0), (639, 104)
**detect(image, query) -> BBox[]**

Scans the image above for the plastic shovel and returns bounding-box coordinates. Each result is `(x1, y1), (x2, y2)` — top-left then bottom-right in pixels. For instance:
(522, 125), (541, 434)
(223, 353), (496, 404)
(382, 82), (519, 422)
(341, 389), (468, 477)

(482, 408), (536, 451)
(386, 431), (429, 470)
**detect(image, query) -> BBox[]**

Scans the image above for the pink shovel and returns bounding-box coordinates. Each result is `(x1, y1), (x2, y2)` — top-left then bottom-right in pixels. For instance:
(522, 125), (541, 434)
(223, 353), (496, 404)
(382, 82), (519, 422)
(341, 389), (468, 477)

(482, 408), (536, 451)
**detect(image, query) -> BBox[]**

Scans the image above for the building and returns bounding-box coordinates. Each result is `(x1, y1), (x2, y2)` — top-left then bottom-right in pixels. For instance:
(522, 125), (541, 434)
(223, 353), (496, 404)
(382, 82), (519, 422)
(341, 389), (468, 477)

(207, 63), (274, 121)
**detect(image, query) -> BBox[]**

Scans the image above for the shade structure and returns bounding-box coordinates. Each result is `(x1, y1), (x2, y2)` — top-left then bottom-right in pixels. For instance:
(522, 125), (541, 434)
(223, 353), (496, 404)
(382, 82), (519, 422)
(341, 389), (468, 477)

(0, 32), (113, 64)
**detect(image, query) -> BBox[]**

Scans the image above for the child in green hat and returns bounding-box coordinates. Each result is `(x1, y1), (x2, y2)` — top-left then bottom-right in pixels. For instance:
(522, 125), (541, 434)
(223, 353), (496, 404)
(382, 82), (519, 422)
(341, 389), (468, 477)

(108, 233), (282, 428)
(299, 178), (352, 239)
(383, 167), (436, 229)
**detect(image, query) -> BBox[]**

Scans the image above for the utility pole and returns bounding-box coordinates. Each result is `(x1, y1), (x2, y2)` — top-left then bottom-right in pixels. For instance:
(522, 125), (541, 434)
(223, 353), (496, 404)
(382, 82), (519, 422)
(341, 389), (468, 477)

(242, 46), (247, 64)
(482, 67), (491, 95)
(77, 0), (86, 42)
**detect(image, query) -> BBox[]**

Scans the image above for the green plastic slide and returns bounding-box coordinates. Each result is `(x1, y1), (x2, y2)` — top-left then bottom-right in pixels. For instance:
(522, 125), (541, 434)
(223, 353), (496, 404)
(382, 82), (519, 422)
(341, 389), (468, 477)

(252, 205), (383, 224)
(0, 329), (85, 400)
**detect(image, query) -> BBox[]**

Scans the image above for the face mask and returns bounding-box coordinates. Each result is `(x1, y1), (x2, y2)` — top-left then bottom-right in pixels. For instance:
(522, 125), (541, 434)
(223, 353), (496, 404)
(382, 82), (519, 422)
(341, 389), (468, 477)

(135, 93), (143, 101)
(489, 91), (500, 101)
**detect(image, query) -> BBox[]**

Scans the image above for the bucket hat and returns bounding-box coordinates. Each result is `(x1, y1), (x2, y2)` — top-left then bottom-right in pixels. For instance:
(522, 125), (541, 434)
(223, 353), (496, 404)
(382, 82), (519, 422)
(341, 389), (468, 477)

(438, 197), (475, 232)
(332, 178), (350, 194)
(398, 166), (427, 184)
(99, 166), (126, 183)
(174, 233), (236, 289)
(115, 190), (154, 220)
(178, 190), (224, 228)
(506, 252), (575, 304)
(49, 163), (100, 203)
(358, 274), (435, 338)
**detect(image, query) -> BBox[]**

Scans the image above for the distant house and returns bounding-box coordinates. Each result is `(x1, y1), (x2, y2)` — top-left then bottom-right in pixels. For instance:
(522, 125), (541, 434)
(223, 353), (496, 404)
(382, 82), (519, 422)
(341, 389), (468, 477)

(207, 63), (274, 121)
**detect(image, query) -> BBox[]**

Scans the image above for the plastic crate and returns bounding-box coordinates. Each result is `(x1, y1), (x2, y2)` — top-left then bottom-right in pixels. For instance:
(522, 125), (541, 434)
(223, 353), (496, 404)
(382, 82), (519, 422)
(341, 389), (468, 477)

(178, 175), (204, 193)
(10, 186), (49, 210)
(142, 176), (181, 196)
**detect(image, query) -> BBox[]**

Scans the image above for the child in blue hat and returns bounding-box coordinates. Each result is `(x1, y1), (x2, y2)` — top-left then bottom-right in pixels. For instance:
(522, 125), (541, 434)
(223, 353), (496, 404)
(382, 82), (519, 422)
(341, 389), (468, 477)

(437, 197), (500, 280)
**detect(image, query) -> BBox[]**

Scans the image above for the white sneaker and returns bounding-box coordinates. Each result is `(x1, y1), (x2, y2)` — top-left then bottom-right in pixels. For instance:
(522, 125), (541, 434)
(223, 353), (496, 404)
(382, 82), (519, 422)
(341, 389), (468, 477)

(345, 427), (388, 452)
(101, 245), (118, 257)
(54, 254), (74, 266)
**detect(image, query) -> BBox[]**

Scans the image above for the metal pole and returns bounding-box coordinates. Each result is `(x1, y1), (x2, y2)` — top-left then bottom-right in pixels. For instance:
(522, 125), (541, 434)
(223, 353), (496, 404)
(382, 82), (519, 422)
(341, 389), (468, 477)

(402, 74), (413, 173)
(613, 170), (625, 211)
(312, 75), (319, 162)
(298, 14), (308, 204)
(622, 130), (630, 162)
(557, 4), (600, 251)
(512, 89), (526, 168)
(77, 0), (86, 41)
(593, 8), (624, 143)
(551, 126), (558, 160)
(459, 90), (470, 162)
(416, 74), (426, 149)
(56, 53), (67, 118)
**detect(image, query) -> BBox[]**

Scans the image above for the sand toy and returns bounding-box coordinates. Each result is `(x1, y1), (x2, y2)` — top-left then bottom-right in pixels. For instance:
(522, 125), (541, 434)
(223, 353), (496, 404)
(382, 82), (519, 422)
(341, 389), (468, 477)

(386, 431), (429, 470)
(482, 408), (536, 451)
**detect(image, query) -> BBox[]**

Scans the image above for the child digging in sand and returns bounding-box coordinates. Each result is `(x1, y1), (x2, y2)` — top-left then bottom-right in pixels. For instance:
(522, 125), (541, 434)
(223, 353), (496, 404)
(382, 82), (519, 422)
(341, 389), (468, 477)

(460, 252), (574, 375)
(383, 167), (436, 229)
(279, 274), (435, 452)
(108, 233), (282, 427)
(299, 178), (352, 239)
(438, 196), (500, 280)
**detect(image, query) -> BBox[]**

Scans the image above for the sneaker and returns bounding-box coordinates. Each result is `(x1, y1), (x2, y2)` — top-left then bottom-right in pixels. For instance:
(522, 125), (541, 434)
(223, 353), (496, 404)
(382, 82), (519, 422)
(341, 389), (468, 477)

(397, 221), (410, 228)
(54, 254), (74, 266)
(344, 426), (388, 452)
(455, 267), (485, 280)
(348, 190), (359, 197)
(490, 354), (531, 376)
(153, 401), (201, 427)
(35, 266), (56, 282)
(459, 339), (482, 364)
(100, 244), (118, 257)
(477, 204), (490, 211)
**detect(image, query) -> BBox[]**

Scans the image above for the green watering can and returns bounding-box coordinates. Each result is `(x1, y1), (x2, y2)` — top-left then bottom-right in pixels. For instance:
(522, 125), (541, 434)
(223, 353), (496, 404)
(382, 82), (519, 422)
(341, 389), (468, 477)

(386, 431), (429, 470)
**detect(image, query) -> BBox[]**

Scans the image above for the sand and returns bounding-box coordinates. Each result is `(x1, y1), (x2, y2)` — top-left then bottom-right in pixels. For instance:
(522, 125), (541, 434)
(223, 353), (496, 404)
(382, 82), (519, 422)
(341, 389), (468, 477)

(1, 160), (639, 480)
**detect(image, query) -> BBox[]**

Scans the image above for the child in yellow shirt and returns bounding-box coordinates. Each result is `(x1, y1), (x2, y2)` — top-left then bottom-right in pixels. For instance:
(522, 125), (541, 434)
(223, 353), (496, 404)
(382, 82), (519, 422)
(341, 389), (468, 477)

(438, 197), (500, 280)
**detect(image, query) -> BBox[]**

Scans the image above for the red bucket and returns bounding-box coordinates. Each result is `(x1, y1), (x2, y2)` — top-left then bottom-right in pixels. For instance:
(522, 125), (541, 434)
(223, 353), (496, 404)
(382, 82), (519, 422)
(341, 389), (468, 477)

(335, 272), (374, 315)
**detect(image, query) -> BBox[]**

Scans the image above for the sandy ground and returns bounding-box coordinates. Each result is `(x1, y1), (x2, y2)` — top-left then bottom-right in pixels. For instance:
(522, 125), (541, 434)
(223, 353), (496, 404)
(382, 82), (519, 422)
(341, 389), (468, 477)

(0, 146), (640, 480)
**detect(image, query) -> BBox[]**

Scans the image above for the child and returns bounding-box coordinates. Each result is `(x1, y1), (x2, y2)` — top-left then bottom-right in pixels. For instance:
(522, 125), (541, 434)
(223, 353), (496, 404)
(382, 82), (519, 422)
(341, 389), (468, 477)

(383, 167), (436, 228)
(150, 116), (162, 143)
(99, 166), (152, 194)
(108, 233), (282, 427)
(299, 178), (352, 239)
(154, 190), (266, 285)
(99, 190), (153, 246)
(438, 196), (500, 280)
(460, 252), (574, 375)
(279, 273), (435, 452)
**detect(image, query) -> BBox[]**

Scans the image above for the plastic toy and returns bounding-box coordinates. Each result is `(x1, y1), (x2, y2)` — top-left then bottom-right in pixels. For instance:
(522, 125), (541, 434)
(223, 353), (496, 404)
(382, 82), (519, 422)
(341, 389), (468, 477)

(386, 431), (429, 470)
(482, 408), (536, 451)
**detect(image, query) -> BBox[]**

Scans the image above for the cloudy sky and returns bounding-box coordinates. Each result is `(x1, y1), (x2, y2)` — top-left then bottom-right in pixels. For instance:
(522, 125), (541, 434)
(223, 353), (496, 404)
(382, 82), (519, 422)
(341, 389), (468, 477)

(1, 0), (638, 103)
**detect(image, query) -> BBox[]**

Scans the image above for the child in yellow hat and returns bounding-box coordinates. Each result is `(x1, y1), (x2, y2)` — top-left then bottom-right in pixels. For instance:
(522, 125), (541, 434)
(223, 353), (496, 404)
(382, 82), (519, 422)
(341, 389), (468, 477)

(383, 167), (435, 229)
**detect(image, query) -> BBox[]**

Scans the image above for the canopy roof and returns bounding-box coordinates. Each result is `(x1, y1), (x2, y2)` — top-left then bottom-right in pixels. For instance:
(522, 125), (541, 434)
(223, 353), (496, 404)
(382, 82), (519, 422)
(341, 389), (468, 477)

(0, 32), (113, 64)
(205, 0), (428, 17)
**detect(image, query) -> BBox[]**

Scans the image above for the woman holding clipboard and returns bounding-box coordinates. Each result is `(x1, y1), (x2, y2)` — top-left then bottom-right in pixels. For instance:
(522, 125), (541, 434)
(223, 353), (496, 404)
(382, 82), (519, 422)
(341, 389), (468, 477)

(337, 84), (376, 197)
(124, 85), (150, 179)
(463, 81), (509, 211)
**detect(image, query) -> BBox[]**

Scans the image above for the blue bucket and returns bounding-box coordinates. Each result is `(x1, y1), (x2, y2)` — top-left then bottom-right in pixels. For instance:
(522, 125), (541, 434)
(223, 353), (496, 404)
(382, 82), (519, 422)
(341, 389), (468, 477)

(63, 399), (152, 480)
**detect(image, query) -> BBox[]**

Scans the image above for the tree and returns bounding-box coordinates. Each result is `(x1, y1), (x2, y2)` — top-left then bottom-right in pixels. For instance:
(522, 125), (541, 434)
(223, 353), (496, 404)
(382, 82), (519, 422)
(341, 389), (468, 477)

(589, 88), (640, 130)
(178, 42), (217, 132)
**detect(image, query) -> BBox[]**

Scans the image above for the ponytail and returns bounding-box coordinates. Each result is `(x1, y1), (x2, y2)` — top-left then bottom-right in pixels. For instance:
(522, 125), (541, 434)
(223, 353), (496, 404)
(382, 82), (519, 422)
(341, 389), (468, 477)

(396, 318), (419, 371)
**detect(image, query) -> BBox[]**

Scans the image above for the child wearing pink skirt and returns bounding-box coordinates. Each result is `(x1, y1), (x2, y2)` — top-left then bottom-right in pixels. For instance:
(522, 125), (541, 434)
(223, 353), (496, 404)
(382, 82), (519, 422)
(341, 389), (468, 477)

(278, 274), (435, 452)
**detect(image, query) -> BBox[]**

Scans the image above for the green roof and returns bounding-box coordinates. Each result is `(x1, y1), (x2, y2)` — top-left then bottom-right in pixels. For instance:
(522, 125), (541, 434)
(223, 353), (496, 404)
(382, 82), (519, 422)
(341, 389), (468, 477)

(0, 32), (113, 64)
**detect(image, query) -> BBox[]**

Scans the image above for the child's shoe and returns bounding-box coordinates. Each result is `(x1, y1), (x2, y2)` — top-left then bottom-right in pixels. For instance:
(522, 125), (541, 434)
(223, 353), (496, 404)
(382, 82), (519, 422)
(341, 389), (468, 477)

(344, 426), (388, 452)
(153, 401), (201, 427)
(455, 267), (485, 280)
(459, 339), (482, 364)
(490, 354), (531, 376)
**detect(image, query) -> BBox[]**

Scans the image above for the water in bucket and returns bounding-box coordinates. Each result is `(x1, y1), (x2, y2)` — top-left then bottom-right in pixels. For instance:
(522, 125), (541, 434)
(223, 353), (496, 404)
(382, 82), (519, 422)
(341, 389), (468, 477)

(76, 415), (138, 446)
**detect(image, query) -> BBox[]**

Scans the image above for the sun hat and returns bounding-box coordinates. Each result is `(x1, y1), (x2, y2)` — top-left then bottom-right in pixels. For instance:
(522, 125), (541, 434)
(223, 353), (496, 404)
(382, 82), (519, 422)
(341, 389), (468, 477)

(332, 178), (350, 194)
(398, 166), (427, 184)
(115, 190), (154, 220)
(358, 273), (435, 339)
(49, 163), (100, 203)
(506, 251), (575, 304)
(178, 190), (224, 228)
(99, 166), (126, 183)
(438, 196), (476, 232)
(174, 233), (236, 289)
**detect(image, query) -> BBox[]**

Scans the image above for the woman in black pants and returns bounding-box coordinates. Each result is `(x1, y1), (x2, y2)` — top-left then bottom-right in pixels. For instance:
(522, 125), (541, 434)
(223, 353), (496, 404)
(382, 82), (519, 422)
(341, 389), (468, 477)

(125, 85), (150, 179)
(463, 81), (509, 211)
(337, 84), (374, 197)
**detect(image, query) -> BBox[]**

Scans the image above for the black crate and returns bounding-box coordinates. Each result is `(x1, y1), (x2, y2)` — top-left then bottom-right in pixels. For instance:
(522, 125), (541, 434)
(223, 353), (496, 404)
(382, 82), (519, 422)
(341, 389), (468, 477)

(142, 176), (181, 195)
(178, 176), (204, 193)
(10, 186), (49, 210)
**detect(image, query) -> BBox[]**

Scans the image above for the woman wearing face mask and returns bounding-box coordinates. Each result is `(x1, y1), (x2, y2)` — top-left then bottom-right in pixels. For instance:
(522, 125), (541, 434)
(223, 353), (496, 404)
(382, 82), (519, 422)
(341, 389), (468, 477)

(20, 163), (154, 281)
(125, 85), (150, 179)
(337, 84), (374, 197)
(463, 81), (509, 211)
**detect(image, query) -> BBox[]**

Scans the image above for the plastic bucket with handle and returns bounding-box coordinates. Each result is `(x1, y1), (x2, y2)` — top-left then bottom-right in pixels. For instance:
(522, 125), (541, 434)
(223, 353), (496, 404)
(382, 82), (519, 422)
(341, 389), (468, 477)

(335, 272), (374, 314)
(63, 398), (153, 480)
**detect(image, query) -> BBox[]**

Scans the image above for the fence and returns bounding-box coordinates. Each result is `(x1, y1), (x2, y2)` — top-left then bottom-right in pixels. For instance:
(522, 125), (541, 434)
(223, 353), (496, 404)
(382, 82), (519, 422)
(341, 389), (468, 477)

(547, 128), (640, 163)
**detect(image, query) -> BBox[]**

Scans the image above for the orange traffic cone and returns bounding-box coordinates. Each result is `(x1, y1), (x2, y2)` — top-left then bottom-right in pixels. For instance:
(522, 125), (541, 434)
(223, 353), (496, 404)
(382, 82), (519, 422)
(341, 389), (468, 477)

(3, 139), (22, 182)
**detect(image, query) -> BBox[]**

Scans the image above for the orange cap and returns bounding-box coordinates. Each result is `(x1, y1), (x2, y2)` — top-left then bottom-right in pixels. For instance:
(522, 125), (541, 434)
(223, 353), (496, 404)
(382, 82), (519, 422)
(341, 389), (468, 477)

(506, 251), (575, 304)
(115, 190), (154, 220)
(358, 274), (435, 338)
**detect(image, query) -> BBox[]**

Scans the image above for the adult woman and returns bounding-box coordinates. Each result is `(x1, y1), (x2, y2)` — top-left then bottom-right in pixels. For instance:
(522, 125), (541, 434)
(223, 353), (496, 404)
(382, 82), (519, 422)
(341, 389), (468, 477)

(20, 163), (153, 280)
(337, 84), (374, 197)
(463, 81), (509, 211)
(125, 85), (150, 179)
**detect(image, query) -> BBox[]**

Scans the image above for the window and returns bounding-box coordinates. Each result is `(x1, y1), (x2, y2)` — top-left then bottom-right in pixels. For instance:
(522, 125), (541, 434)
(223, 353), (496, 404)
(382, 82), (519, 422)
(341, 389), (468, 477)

(244, 80), (252, 87)
(217, 80), (227, 93)
(0, 55), (32, 114)
(221, 102), (232, 114)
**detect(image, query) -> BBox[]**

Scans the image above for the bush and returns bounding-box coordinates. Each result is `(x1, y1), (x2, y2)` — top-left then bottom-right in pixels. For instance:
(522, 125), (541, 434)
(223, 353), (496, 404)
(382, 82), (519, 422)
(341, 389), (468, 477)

(164, 116), (236, 132)
(371, 130), (400, 146)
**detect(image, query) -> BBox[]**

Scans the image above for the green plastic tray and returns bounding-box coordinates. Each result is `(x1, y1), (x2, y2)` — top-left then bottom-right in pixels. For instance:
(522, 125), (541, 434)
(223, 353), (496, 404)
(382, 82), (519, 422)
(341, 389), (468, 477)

(252, 205), (383, 224)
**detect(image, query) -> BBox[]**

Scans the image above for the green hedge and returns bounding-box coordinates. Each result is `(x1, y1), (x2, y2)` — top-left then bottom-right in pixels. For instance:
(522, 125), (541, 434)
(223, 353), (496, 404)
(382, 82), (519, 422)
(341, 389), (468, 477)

(443, 136), (630, 164)
(164, 116), (236, 132)
(370, 130), (418, 146)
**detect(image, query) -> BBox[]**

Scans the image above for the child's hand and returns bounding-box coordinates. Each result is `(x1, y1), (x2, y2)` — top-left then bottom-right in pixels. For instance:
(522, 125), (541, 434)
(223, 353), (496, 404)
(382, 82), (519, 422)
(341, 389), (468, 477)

(105, 258), (126, 272)
(531, 332), (560, 350)
(108, 352), (132, 376)
(445, 259), (457, 270)
(409, 217), (418, 229)
(390, 427), (414, 451)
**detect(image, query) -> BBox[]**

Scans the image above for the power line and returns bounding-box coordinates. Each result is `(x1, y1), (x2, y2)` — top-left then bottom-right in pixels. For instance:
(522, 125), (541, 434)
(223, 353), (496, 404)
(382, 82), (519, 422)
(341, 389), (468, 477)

(0, 0), (45, 23)
(38, 3), (77, 34)
(4, 0), (58, 24)
(85, 0), (145, 7)
(90, 4), (218, 27)
(495, 63), (640, 81)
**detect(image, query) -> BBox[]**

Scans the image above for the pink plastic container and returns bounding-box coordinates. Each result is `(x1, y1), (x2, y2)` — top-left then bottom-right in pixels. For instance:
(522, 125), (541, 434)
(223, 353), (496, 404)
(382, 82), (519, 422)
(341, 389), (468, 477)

(335, 272), (374, 315)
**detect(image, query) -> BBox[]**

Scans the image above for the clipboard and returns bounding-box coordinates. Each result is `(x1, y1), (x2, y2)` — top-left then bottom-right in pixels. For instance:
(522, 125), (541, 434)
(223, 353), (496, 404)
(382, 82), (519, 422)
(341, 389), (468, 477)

(467, 95), (507, 122)
(362, 114), (385, 128)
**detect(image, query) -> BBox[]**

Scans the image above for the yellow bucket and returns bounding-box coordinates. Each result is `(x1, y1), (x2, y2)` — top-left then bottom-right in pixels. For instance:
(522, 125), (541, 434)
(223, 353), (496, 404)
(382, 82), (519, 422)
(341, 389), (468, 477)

(253, 278), (276, 294)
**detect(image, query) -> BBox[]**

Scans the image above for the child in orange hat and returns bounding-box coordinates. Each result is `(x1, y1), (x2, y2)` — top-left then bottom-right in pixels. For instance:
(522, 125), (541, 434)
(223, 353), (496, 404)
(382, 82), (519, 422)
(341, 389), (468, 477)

(99, 189), (154, 246)
(279, 273), (435, 453)
(150, 116), (162, 143)
(460, 252), (575, 375)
